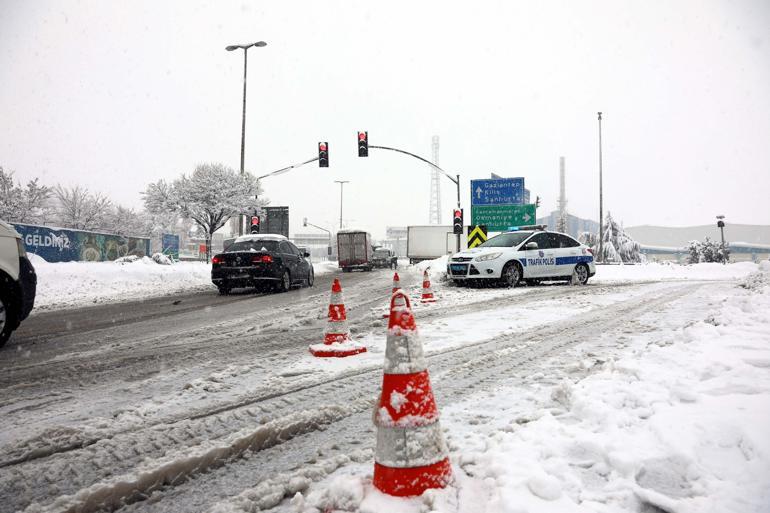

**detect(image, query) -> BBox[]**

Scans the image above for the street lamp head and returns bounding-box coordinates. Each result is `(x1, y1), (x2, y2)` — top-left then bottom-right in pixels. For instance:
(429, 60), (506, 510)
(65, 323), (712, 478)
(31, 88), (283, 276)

(716, 215), (725, 219)
(254, 41), (267, 47)
(225, 45), (240, 51)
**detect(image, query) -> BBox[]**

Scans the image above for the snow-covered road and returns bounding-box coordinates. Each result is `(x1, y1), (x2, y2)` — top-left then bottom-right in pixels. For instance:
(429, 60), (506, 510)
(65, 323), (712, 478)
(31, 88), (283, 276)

(1, 262), (768, 513)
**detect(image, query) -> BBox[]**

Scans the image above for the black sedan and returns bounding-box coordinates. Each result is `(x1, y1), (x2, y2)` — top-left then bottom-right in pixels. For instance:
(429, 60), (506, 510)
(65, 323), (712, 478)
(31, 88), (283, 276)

(211, 235), (314, 295)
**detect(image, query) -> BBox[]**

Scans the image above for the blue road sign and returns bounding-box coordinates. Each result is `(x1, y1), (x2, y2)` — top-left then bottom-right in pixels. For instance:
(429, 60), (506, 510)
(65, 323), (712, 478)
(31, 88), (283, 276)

(470, 178), (525, 206)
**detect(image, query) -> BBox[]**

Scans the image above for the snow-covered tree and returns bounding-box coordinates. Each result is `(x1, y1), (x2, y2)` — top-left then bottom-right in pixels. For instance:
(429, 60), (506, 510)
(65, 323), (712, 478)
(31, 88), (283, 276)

(687, 237), (730, 264)
(596, 212), (642, 263)
(53, 185), (113, 231)
(143, 163), (264, 261)
(0, 167), (52, 224)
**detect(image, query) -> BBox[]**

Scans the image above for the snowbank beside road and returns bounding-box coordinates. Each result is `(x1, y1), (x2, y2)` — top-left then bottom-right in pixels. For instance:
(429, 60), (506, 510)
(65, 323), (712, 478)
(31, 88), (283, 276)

(29, 254), (213, 311)
(28, 254), (337, 312)
(592, 261), (759, 284)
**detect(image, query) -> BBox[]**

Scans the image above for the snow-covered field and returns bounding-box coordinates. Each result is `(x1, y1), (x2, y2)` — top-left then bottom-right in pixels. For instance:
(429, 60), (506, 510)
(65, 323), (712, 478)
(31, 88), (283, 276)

(28, 254), (340, 311)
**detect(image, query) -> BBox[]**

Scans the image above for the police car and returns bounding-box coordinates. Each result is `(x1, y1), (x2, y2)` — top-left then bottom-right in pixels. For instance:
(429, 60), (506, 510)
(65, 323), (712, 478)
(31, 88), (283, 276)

(447, 226), (595, 287)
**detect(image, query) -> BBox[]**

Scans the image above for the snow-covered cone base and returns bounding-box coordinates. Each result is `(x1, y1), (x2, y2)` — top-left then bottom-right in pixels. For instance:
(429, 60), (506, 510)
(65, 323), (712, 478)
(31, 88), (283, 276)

(373, 290), (452, 496)
(308, 341), (367, 357)
(373, 458), (453, 497)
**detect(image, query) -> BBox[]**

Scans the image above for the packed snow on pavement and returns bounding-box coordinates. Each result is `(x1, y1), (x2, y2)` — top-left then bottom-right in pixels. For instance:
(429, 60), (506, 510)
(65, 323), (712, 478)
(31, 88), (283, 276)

(263, 261), (770, 513)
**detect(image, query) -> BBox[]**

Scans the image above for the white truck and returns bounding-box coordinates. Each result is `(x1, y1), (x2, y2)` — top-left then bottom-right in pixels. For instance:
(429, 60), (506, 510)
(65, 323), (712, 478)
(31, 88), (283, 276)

(406, 225), (469, 264)
(1, 219), (37, 348)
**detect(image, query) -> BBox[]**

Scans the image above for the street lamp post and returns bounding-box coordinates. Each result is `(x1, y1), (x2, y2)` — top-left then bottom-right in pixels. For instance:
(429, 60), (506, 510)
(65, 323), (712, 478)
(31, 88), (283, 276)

(717, 215), (727, 265)
(226, 40), (267, 235)
(597, 112), (604, 263)
(334, 180), (350, 230)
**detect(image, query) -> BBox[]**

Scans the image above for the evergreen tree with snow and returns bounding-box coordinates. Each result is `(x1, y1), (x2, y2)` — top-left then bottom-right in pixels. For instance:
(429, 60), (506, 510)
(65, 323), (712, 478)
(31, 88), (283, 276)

(597, 212), (642, 263)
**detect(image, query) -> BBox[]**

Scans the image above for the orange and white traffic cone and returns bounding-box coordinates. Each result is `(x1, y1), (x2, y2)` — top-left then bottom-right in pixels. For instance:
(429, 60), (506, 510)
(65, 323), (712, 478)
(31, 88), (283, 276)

(372, 290), (452, 496)
(309, 278), (366, 358)
(420, 268), (437, 303)
(382, 272), (401, 318)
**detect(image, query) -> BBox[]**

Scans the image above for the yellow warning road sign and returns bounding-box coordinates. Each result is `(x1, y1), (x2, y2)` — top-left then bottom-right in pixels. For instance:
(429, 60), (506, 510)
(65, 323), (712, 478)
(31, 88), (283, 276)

(468, 225), (488, 248)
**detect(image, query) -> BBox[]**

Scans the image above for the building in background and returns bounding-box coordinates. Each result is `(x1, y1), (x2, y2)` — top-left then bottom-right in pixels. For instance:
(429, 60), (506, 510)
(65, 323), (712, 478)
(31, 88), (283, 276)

(292, 232), (333, 261)
(537, 212), (599, 240)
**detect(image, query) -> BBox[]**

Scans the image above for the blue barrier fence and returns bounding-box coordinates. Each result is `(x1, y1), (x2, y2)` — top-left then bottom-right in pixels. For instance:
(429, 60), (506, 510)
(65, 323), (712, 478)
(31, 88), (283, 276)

(12, 223), (151, 263)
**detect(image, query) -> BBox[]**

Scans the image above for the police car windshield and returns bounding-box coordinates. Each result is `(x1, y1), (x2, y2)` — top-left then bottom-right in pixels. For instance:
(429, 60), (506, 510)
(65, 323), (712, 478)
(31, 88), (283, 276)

(227, 240), (279, 253)
(477, 232), (532, 248)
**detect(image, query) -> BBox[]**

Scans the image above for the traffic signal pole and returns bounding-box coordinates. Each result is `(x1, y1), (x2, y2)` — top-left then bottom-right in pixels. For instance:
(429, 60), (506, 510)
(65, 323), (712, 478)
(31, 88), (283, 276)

(367, 144), (462, 251)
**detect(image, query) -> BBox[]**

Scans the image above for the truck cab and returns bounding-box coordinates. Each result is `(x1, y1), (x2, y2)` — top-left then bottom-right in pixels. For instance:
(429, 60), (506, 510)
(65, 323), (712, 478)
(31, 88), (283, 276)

(0, 220), (37, 348)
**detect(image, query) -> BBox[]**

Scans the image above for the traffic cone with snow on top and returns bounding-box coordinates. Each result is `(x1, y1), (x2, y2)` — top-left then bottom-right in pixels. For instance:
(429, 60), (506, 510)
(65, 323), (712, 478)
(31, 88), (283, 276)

(382, 272), (401, 318)
(372, 290), (452, 496)
(309, 278), (366, 357)
(420, 268), (437, 303)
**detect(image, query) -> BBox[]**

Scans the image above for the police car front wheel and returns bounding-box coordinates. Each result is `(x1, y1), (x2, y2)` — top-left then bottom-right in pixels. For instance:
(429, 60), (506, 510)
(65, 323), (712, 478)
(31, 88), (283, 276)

(501, 262), (521, 288)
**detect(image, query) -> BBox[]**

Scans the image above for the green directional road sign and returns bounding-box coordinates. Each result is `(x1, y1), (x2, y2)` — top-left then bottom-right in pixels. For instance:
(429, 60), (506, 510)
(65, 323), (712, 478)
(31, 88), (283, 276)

(471, 204), (537, 232)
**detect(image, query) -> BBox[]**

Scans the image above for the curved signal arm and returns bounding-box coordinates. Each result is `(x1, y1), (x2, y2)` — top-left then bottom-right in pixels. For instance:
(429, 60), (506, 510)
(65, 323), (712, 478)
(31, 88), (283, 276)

(367, 144), (462, 251)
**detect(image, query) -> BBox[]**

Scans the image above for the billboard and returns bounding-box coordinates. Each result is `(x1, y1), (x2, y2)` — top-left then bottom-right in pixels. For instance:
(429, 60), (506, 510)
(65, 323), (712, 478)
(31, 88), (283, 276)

(263, 206), (289, 238)
(161, 233), (180, 259)
(12, 223), (150, 263)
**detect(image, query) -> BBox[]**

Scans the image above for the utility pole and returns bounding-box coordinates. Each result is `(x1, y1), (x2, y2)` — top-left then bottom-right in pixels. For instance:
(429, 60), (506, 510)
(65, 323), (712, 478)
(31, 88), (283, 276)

(598, 112), (604, 263)
(334, 180), (350, 230)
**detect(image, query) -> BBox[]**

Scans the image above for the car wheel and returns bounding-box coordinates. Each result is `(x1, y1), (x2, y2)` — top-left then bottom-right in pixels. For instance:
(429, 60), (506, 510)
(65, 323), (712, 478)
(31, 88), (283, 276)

(574, 263), (589, 285)
(501, 261), (521, 288)
(217, 283), (230, 295)
(0, 293), (12, 349)
(306, 266), (314, 287)
(276, 270), (291, 292)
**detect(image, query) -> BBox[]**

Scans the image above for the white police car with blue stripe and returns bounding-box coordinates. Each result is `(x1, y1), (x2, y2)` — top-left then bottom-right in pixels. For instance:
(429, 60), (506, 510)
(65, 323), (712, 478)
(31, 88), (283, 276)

(447, 226), (596, 287)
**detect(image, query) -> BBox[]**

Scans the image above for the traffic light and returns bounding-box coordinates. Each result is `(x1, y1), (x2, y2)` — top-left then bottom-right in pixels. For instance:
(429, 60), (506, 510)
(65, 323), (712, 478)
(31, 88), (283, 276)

(318, 142), (329, 168)
(250, 216), (260, 234)
(536, 195), (541, 208)
(453, 208), (463, 235)
(357, 131), (368, 157)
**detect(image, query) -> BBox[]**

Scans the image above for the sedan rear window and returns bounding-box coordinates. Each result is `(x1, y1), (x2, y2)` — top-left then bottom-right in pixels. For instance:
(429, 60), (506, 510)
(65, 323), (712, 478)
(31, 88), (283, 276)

(226, 240), (279, 253)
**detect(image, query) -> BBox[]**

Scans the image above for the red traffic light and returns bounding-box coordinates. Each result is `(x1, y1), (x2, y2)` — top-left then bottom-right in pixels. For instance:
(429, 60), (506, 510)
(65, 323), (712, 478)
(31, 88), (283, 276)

(358, 132), (367, 141)
(319, 143), (327, 152)
(251, 216), (260, 225)
(454, 209), (462, 218)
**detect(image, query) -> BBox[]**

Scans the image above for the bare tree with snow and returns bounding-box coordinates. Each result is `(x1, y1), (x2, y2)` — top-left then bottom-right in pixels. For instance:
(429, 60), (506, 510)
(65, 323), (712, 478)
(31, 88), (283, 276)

(52, 185), (113, 231)
(143, 163), (264, 261)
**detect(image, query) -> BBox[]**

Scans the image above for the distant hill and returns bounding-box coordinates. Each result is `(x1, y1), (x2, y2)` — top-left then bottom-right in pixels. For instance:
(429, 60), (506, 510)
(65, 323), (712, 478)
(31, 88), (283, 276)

(626, 224), (770, 247)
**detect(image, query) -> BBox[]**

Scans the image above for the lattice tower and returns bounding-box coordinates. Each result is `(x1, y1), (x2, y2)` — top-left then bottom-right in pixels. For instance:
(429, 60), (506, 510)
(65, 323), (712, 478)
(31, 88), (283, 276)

(429, 135), (442, 224)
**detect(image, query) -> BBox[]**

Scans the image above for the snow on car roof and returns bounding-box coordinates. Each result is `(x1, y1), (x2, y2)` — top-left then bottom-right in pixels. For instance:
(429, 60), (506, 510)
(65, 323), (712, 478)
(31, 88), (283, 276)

(234, 234), (288, 242)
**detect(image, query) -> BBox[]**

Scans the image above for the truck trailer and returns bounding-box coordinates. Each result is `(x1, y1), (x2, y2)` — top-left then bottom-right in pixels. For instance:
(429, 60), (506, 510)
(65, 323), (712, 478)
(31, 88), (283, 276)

(337, 230), (373, 272)
(406, 225), (469, 264)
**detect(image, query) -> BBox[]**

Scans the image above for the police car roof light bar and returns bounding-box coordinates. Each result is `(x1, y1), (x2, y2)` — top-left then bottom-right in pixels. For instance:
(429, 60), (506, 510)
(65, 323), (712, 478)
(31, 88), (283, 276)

(506, 224), (547, 232)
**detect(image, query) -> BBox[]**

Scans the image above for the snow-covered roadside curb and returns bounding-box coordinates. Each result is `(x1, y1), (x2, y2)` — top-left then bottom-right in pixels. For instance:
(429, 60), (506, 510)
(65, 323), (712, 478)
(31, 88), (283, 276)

(28, 255), (338, 312)
(259, 263), (770, 513)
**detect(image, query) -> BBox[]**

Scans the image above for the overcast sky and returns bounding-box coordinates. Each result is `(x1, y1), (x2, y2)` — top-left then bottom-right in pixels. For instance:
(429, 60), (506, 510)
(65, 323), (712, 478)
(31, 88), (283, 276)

(2, 0), (769, 238)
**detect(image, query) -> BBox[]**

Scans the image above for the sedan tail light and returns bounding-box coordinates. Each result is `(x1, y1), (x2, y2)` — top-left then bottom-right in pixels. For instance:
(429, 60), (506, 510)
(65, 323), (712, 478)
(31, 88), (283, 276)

(252, 254), (273, 264)
(212, 256), (222, 264)
(586, 248), (594, 255)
